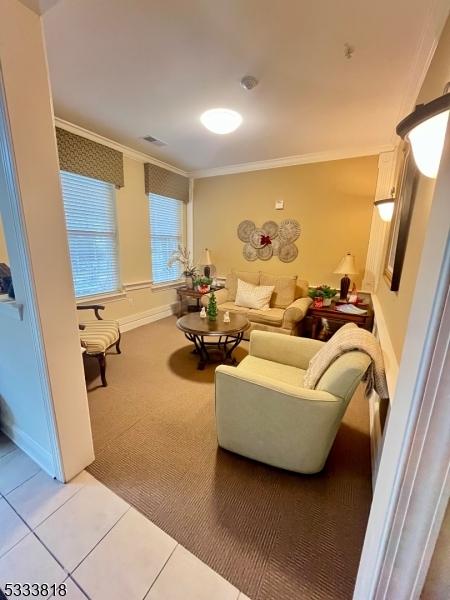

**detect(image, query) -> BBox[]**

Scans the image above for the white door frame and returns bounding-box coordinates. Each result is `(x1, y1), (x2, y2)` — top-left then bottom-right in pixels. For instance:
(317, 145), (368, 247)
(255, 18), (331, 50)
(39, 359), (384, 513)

(354, 133), (450, 598)
(0, 65), (63, 478)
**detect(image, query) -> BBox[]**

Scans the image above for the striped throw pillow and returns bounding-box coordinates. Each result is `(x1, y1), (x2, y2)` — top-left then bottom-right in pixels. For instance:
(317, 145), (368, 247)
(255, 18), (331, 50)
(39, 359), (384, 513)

(235, 279), (274, 310)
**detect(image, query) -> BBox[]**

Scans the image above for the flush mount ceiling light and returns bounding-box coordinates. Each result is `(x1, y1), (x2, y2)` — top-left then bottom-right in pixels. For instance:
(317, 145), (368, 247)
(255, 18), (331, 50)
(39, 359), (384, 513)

(200, 108), (242, 134)
(396, 82), (450, 178)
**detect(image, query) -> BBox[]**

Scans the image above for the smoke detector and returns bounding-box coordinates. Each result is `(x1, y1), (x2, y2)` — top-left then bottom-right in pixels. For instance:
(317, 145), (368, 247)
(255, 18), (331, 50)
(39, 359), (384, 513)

(240, 75), (259, 91)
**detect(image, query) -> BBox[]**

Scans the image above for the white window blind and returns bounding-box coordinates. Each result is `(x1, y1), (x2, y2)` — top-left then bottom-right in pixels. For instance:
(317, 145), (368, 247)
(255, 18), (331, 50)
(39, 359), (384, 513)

(149, 194), (183, 284)
(60, 170), (120, 298)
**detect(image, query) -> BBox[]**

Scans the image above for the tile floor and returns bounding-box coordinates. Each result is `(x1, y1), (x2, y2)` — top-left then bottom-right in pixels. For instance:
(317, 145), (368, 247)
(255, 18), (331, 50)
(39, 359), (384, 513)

(0, 434), (251, 600)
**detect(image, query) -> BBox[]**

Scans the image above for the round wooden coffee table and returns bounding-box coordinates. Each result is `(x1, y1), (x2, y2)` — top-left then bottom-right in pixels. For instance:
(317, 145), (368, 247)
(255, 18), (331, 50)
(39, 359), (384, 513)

(176, 312), (249, 370)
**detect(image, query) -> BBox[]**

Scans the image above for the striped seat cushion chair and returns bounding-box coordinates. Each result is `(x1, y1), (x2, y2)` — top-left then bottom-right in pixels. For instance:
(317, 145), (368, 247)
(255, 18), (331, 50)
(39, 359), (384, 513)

(79, 319), (120, 354)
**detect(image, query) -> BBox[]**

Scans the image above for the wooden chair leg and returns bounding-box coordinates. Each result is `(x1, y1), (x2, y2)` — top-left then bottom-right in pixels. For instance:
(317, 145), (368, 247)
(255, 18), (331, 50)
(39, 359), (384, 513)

(98, 353), (107, 387)
(115, 333), (121, 354)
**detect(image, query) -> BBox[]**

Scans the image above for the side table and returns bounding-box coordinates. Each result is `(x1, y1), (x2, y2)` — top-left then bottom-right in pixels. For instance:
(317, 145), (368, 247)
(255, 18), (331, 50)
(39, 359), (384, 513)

(307, 297), (374, 340)
(176, 285), (223, 317)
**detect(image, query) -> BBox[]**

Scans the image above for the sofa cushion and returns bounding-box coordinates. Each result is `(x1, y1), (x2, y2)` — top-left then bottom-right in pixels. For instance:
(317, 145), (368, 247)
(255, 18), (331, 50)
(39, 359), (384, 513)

(295, 279), (309, 299)
(226, 270), (260, 301)
(218, 302), (249, 315)
(260, 272), (297, 308)
(217, 302), (284, 327)
(248, 307), (284, 326)
(238, 355), (305, 387)
(235, 279), (274, 310)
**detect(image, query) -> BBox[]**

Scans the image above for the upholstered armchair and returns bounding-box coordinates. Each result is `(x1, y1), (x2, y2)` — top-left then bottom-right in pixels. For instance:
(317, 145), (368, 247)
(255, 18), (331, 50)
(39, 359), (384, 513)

(77, 304), (121, 387)
(215, 331), (371, 474)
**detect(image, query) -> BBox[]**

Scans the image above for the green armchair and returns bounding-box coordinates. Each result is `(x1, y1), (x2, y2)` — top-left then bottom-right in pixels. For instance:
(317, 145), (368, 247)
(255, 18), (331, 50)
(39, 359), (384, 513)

(215, 330), (371, 473)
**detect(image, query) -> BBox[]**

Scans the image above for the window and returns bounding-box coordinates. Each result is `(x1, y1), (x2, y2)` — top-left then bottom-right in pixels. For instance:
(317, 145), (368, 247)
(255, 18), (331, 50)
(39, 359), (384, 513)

(60, 171), (120, 298)
(149, 194), (183, 284)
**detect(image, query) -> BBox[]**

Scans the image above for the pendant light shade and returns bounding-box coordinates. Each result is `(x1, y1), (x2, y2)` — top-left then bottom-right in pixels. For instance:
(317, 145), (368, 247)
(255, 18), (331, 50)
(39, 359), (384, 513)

(396, 88), (450, 179)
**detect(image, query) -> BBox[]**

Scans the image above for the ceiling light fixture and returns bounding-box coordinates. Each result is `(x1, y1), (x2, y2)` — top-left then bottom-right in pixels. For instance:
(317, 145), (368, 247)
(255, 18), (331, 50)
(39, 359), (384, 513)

(396, 82), (450, 178)
(200, 108), (242, 134)
(374, 188), (395, 222)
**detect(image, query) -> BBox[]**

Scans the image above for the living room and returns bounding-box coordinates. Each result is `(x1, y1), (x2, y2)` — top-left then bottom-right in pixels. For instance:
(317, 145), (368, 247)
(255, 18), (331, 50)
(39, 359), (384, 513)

(0, 2), (449, 600)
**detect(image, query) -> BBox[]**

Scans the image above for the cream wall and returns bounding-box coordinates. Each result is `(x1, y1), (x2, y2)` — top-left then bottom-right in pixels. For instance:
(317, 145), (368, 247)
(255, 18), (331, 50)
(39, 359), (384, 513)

(193, 156), (378, 289)
(375, 16), (450, 361)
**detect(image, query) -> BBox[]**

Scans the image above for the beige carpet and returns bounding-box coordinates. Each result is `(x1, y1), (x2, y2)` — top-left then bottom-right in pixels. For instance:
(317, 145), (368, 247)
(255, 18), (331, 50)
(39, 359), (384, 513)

(85, 316), (372, 600)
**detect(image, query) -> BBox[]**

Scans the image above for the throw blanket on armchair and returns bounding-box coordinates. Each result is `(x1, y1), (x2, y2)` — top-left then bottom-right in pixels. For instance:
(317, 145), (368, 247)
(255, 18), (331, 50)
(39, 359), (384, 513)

(304, 323), (389, 399)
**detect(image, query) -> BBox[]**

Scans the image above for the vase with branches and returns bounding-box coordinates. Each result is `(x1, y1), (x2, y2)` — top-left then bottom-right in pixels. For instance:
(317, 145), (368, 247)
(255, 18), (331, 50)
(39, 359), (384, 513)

(167, 245), (198, 287)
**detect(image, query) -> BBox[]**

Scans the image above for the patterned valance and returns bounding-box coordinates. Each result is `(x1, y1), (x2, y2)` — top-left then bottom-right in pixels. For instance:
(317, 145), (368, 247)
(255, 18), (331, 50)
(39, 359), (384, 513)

(55, 127), (124, 188)
(144, 163), (189, 203)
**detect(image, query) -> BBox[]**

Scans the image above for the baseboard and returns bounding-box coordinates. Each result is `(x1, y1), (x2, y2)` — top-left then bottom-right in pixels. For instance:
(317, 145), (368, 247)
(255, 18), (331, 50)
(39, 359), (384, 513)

(1, 422), (55, 476)
(118, 302), (177, 332)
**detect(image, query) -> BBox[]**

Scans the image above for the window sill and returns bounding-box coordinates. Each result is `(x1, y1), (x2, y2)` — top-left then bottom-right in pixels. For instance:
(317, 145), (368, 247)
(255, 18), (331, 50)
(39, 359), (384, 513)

(76, 291), (127, 305)
(152, 279), (185, 291)
(123, 280), (153, 292)
(0, 295), (23, 321)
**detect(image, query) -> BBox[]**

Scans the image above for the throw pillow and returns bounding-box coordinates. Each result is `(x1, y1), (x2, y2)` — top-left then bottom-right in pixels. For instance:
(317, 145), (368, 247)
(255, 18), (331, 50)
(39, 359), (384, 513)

(235, 279), (274, 310)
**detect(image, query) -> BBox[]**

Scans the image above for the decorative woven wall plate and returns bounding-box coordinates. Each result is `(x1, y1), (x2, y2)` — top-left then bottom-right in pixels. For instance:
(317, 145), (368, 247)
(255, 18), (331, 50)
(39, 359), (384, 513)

(278, 243), (298, 263)
(279, 219), (301, 242)
(237, 219), (300, 262)
(243, 243), (258, 261)
(237, 220), (256, 242)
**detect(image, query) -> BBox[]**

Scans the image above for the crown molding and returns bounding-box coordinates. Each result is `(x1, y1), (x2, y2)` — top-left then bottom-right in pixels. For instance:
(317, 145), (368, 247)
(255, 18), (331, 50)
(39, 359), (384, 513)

(390, 0), (450, 146)
(53, 117), (189, 177)
(191, 144), (394, 179)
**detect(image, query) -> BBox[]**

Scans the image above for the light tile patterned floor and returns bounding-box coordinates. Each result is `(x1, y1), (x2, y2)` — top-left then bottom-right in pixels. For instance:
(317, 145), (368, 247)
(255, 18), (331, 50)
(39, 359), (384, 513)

(0, 434), (251, 600)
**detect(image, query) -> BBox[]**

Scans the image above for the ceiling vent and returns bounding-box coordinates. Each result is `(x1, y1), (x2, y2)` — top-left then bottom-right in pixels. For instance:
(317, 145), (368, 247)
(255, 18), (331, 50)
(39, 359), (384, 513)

(142, 135), (167, 146)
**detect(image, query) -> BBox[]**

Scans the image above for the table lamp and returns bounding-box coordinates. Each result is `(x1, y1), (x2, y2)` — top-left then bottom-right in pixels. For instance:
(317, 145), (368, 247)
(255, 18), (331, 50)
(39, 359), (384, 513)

(334, 253), (358, 300)
(201, 248), (213, 278)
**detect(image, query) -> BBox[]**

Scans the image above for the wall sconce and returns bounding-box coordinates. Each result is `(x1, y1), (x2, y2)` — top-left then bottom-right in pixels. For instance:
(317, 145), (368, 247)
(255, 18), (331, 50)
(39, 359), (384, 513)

(374, 187), (395, 222)
(396, 82), (450, 178)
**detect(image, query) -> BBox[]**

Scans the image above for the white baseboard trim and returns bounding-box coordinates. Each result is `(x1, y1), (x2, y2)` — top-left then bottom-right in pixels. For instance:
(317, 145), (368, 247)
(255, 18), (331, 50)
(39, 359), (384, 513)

(118, 302), (177, 332)
(1, 422), (55, 477)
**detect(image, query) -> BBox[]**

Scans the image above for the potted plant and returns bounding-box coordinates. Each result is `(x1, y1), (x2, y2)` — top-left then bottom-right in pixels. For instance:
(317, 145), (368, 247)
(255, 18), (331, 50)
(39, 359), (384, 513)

(167, 245), (198, 287)
(207, 292), (218, 321)
(193, 275), (213, 294)
(308, 285), (337, 307)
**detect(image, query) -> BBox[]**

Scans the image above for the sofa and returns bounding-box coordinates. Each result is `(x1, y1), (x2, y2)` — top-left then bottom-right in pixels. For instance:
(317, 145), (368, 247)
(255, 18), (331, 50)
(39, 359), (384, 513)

(201, 270), (312, 336)
(215, 331), (371, 473)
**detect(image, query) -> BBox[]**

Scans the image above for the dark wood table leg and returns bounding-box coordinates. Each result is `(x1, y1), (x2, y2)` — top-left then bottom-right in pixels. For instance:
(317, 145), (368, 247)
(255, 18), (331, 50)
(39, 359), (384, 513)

(311, 316), (319, 339)
(177, 291), (183, 317)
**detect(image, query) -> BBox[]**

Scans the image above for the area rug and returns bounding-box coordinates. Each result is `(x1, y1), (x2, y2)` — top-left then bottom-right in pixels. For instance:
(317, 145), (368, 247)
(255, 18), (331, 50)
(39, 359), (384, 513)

(86, 316), (372, 600)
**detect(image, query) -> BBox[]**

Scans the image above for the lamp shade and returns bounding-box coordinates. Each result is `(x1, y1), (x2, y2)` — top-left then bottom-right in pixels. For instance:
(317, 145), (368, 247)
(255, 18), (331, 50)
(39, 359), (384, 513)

(201, 248), (212, 265)
(396, 91), (450, 179)
(334, 253), (358, 275)
(374, 198), (395, 222)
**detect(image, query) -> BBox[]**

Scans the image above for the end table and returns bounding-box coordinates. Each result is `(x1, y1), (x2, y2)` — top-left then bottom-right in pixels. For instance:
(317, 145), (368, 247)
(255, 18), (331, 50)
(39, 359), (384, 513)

(307, 296), (374, 340)
(176, 285), (222, 317)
